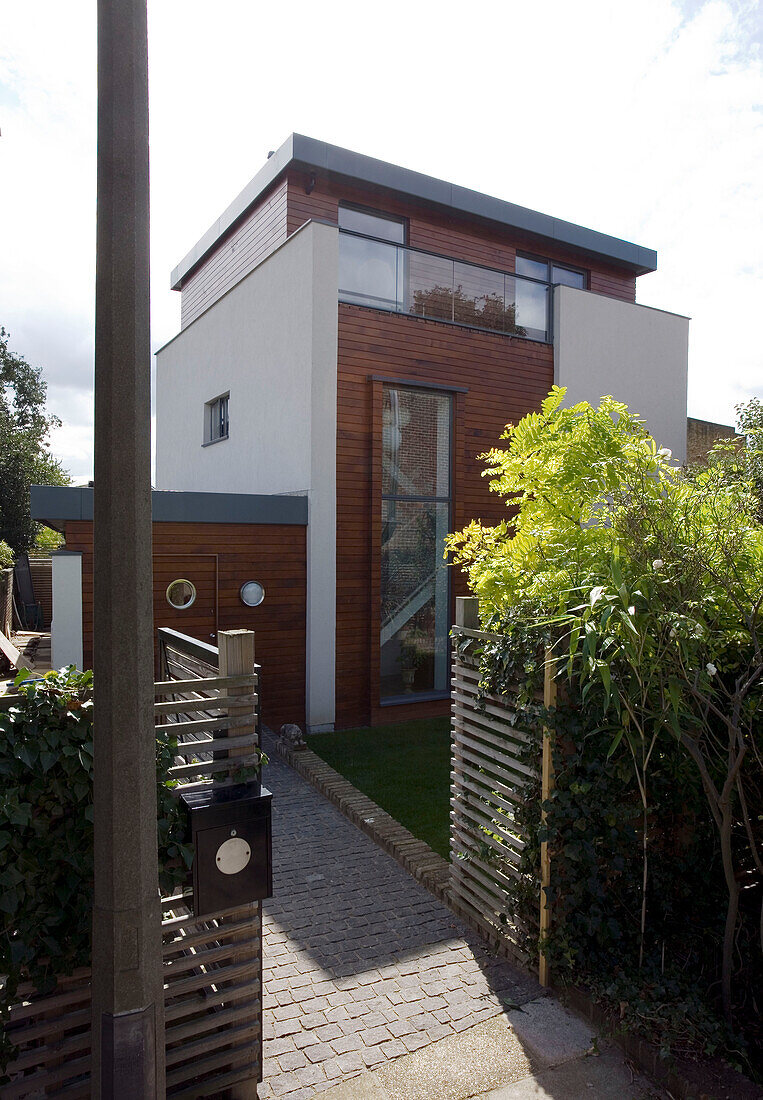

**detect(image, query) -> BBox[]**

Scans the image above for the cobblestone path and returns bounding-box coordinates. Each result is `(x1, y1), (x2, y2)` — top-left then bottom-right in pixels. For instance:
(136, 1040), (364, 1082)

(258, 737), (541, 1099)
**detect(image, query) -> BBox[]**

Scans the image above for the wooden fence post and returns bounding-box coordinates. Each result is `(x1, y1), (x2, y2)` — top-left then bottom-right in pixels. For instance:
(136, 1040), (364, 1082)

(1, 568), (13, 638)
(218, 629), (258, 756)
(455, 595), (479, 630)
(539, 649), (557, 987)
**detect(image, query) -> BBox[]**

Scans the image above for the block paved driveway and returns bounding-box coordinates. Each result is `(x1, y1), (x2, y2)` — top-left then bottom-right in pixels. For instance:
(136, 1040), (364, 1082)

(258, 735), (542, 1099)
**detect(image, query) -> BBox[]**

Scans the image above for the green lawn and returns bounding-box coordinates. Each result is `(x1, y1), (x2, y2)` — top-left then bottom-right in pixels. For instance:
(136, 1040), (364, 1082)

(309, 717), (451, 858)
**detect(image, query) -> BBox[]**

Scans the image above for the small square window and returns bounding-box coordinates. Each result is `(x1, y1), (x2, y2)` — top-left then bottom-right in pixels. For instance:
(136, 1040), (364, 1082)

(204, 393), (229, 444)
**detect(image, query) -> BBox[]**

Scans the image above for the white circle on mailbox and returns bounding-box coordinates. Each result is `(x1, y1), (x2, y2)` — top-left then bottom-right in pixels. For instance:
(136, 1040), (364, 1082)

(215, 837), (251, 875)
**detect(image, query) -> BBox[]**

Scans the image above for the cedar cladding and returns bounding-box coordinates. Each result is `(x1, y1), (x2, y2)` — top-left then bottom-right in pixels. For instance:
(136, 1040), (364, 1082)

(63, 520), (306, 731)
(180, 177), (289, 327)
(289, 168), (572, 727)
(286, 169), (637, 303)
(335, 305), (554, 729)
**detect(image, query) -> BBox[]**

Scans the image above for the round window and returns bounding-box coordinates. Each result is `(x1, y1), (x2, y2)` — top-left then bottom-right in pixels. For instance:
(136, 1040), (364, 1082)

(166, 579), (197, 610)
(240, 581), (265, 607)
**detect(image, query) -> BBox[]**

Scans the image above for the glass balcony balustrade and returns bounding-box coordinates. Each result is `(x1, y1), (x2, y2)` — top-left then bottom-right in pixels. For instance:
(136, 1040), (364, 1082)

(338, 230), (551, 342)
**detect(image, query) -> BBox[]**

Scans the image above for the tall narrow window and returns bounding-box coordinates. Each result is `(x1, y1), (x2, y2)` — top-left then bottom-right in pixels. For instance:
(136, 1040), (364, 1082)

(204, 393), (229, 444)
(380, 385), (452, 701)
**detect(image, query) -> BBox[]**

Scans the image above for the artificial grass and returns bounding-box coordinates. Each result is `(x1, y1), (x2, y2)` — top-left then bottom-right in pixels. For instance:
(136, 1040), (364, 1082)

(308, 717), (451, 858)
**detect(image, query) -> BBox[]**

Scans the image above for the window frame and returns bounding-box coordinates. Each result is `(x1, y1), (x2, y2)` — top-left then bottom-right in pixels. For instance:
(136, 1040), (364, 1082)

(338, 201), (408, 246)
(203, 391), (230, 447)
(378, 382), (454, 706)
(516, 251), (588, 289)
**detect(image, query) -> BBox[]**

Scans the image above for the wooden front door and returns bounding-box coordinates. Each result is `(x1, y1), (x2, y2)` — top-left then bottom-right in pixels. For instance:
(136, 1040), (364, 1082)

(153, 553), (218, 649)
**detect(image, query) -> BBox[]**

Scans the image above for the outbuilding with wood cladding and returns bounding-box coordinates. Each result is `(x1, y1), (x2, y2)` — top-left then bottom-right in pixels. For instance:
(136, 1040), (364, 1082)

(31, 486), (307, 731)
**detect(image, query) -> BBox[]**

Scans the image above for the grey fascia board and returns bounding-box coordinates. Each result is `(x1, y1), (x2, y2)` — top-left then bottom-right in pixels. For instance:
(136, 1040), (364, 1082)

(171, 132), (657, 288)
(150, 490), (307, 525)
(31, 485), (308, 526)
(31, 484), (94, 524)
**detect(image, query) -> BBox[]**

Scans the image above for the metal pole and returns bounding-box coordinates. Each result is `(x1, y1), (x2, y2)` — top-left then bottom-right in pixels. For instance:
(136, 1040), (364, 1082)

(92, 0), (165, 1094)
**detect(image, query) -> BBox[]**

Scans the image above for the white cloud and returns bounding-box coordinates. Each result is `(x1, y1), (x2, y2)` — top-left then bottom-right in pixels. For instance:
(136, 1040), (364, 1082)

(1, 0), (760, 480)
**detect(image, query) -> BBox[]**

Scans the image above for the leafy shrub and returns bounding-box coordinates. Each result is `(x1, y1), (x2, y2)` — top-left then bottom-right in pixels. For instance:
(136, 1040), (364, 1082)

(450, 388), (763, 1077)
(0, 540), (13, 569)
(0, 666), (193, 1072)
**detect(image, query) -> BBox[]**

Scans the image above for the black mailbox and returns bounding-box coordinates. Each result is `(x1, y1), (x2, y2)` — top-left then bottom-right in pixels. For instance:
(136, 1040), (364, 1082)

(180, 781), (272, 917)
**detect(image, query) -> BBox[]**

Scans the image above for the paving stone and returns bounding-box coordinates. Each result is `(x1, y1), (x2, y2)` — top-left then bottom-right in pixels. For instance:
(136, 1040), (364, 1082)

(361, 1024), (392, 1047)
(304, 1041), (337, 1064)
(401, 1032), (432, 1053)
(292, 1063), (330, 1090)
(301, 1011), (329, 1029)
(278, 1049), (308, 1072)
(316, 1023), (343, 1042)
(330, 1034), (362, 1055)
(272, 1018), (303, 1039)
(335, 1051), (365, 1075)
(260, 732), (542, 1098)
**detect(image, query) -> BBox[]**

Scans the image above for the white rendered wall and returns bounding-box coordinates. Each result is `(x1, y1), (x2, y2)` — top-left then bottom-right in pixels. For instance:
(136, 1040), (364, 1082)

(155, 220), (339, 728)
(553, 285), (689, 463)
(51, 552), (83, 670)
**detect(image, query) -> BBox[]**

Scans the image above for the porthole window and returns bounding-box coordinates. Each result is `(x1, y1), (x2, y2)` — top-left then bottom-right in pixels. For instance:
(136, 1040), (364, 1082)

(166, 579), (197, 610)
(240, 581), (265, 607)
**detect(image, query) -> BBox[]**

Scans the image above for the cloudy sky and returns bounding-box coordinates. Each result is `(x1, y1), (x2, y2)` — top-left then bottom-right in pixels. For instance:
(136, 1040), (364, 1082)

(1, 0), (761, 482)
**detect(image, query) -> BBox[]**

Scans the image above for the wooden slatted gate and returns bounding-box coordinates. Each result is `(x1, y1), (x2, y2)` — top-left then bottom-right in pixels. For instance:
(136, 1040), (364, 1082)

(4, 628), (264, 1098)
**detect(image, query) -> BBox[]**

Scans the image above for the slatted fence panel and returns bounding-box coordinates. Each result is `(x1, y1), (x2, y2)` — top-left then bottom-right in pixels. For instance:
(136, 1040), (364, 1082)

(4, 629), (264, 1097)
(28, 557), (53, 629)
(450, 625), (540, 966)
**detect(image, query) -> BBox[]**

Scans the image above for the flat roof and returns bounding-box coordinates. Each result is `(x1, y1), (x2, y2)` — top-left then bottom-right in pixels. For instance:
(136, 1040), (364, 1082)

(31, 486), (308, 530)
(172, 133), (658, 289)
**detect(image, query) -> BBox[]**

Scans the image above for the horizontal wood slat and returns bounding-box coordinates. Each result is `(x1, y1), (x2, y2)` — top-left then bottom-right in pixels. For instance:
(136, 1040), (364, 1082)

(4, 657), (263, 1096)
(450, 627), (540, 965)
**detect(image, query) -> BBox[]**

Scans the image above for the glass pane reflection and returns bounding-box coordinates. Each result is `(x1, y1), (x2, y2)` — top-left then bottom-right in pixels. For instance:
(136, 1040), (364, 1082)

(552, 265), (585, 289)
(515, 279), (548, 341)
(338, 234), (399, 310)
(382, 388), (450, 499)
(338, 233), (554, 342)
(380, 499), (450, 699)
(407, 251), (454, 321)
(453, 262), (506, 330)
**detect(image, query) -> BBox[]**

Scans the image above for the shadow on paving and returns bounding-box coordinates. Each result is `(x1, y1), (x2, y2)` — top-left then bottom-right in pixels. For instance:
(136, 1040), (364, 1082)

(262, 735), (537, 996)
(258, 733), (544, 1099)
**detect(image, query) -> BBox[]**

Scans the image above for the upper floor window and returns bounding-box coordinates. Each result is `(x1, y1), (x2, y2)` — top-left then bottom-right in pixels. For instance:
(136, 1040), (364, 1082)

(338, 204), (406, 243)
(204, 392), (229, 445)
(516, 254), (587, 289)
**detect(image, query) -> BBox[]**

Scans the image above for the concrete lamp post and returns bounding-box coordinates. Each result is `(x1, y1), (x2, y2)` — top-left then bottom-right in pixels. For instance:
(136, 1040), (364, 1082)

(91, 0), (166, 1094)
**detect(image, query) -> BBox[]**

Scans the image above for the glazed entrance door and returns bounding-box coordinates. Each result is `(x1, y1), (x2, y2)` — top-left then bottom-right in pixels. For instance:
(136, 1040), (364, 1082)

(153, 553), (218, 648)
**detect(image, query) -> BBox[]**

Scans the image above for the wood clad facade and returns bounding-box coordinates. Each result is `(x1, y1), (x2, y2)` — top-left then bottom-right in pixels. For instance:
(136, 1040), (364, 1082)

(62, 520), (306, 730)
(285, 169), (609, 726)
(170, 151), (645, 729)
(335, 305), (554, 729)
(285, 169), (637, 303)
(180, 177), (289, 328)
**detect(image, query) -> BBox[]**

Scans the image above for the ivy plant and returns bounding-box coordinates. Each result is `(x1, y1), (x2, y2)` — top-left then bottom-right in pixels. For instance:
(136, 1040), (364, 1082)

(0, 666), (194, 1073)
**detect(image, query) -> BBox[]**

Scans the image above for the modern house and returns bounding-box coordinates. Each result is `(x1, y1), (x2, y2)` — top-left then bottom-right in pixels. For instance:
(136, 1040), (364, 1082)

(42, 135), (691, 733)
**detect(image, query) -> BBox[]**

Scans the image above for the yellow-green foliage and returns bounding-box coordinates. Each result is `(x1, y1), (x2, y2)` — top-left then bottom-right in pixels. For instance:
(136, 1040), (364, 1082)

(446, 386), (677, 615)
